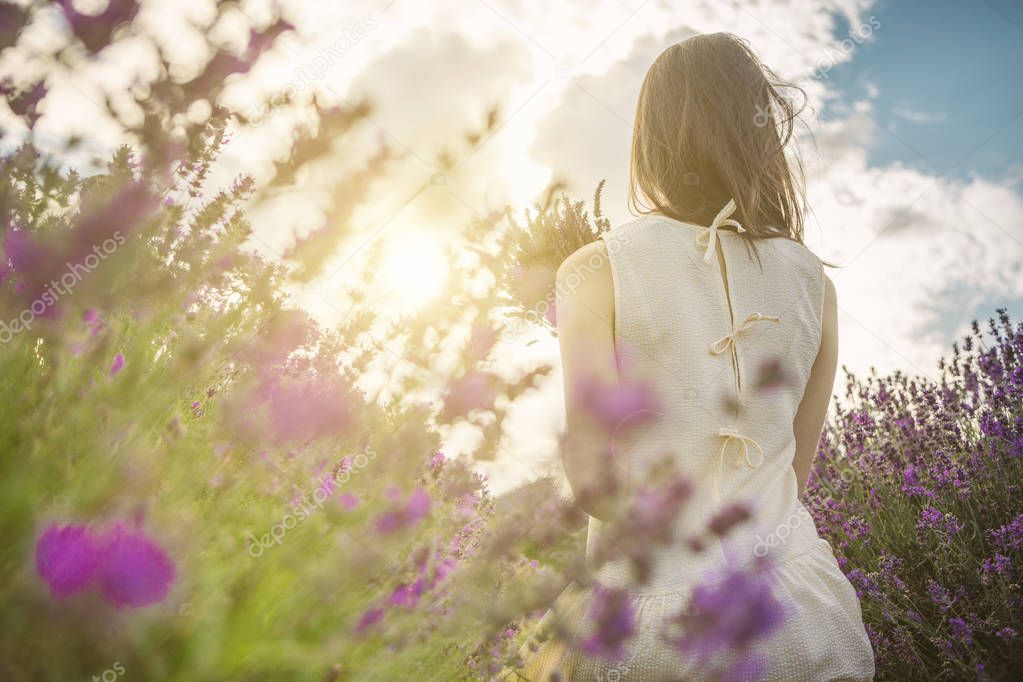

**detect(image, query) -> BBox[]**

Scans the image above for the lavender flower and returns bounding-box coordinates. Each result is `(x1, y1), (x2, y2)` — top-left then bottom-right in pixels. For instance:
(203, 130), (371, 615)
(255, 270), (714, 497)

(572, 371), (661, 432)
(987, 514), (1023, 552)
(707, 502), (752, 538)
(35, 524), (101, 598)
(664, 559), (785, 679)
(356, 606), (384, 632)
(36, 522), (175, 609)
(97, 526), (176, 608)
(580, 585), (636, 662)
(442, 371), (498, 417)
(915, 506), (963, 541)
(375, 489), (431, 534)
(948, 617), (973, 645)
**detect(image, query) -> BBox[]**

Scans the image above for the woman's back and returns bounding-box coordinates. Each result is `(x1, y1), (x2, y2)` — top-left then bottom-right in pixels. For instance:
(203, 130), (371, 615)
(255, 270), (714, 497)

(596, 212), (825, 559)
(534, 211), (876, 681)
(519, 30), (875, 681)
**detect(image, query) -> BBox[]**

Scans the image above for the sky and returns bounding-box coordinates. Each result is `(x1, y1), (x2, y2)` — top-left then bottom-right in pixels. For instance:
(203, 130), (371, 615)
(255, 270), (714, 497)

(827, 0), (1023, 180)
(3, 0), (1022, 493)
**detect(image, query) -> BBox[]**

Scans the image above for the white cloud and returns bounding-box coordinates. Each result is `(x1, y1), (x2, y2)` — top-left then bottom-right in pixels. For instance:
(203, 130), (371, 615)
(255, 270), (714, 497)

(892, 105), (948, 124)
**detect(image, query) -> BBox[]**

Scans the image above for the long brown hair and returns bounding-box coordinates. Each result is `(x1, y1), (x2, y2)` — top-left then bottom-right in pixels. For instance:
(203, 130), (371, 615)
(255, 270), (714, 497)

(629, 33), (807, 246)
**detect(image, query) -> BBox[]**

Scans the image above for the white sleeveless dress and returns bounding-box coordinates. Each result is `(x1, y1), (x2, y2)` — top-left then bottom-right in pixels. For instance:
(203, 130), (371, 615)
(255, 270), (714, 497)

(516, 202), (875, 681)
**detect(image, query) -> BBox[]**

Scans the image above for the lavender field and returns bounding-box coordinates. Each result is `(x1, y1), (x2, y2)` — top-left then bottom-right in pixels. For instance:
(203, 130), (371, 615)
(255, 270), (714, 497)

(2, 1), (1022, 680)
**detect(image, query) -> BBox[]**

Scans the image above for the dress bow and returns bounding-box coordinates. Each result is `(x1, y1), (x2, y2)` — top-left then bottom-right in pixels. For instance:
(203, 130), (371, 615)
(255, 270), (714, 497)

(695, 199), (746, 264)
(711, 426), (766, 507)
(710, 312), (781, 355)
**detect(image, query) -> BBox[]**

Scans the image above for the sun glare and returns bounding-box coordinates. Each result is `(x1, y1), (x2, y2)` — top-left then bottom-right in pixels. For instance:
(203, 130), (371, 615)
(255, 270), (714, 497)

(375, 232), (449, 310)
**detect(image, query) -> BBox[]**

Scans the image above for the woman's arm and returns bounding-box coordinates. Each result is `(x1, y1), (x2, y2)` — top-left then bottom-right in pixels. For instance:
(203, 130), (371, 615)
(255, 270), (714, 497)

(556, 240), (621, 520)
(792, 273), (839, 497)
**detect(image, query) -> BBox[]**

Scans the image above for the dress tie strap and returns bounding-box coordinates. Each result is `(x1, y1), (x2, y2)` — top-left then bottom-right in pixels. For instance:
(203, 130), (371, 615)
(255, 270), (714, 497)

(709, 312), (781, 355)
(695, 199), (746, 264)
(712, 427), (765, 507)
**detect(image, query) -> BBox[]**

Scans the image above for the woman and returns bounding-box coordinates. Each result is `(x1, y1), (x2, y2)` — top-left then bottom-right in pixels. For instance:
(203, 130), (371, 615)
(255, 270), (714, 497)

(520, 33), (875, 680)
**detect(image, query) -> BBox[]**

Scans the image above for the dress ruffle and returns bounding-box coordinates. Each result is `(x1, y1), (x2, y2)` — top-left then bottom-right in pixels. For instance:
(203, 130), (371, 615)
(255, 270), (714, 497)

(510, 540), (874, 681)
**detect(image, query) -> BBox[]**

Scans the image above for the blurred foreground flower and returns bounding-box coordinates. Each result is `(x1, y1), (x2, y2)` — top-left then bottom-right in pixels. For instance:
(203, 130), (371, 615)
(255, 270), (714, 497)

(109, 352), (125, 376)
(580, 585), (636, 662)
(572, 371), (660, 432)
(228, 370), (355, 445)
(98, 525), (177, 608)
(35, 522), (175, 609)
(35, 525), (101, 598)
(441, 370), (498, 418)
(663, 558), (785, 681)
(375, 488), (431, 534)
(263, 375), (354, 444)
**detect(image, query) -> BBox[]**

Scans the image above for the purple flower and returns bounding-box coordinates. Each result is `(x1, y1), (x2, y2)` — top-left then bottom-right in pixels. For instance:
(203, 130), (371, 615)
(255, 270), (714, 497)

(900, 465), (933, 498)
(109, 353), (125, 376)
(337, 493), (360, 510)
(926, 579), (954, 613)
(36, 522), (175, 609)
(919, 506), (942, 527)
(625, 474), (693, 546)
(442, 371), (498, 417)
(708, 502), (752, 537)
(4, 228), (47, 273)
(980, 553), (1013, 582)
(877, 552), (906, 591)
(841, 515), (872, 542)
(355, 606), (384, 632)
(375, 489), (431, 534)
(948, 617), (973, 645)
(988, 514), (1023, 552)
(664, 560), (785, 676)
(262, 375), (353, 444)
(753, 358), (790, 393)
(389, 578), (425, 607)
(573, 373), (661, 431)
(97, 526), (176, 608)
(580, 585), (635, 661)
(35, 524), (102, 598)
(924, 450), (973, 496)
(846, 568), (883, 601)
(406, 489), (430, 518)
(916, 506), (962, 541)
(83, 308), (104, 336)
